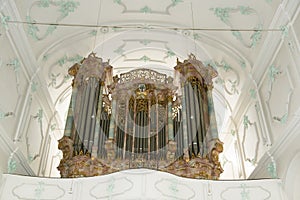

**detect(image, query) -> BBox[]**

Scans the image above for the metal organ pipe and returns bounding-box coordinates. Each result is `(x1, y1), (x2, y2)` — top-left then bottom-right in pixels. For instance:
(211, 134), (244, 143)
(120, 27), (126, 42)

(148, 98), (151, 160)
(155, 97), (159, 160)
(181, 84), (188, 153)
(132, 98), (136, 157)
(123, 100), (129, 159)
(92, 82), (103, 157)
(198, 86), (206, 156)
(184, 84), (192, 157)
(188, 83), (197, 155)
(167, 97), (173, 141)
(108, 98), (117, 139)
(76, 83), (89, 153)
(113, 98), (119, 157)
(89, 78), (99, 153)
(194, 85), (199, 155)
(82, 78), (97, 153)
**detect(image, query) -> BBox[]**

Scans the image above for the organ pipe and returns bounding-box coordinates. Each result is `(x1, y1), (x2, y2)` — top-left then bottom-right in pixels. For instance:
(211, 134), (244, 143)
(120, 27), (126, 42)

(123, 100), (129, 159)
(92, 82), (103, 157)
(108, 98), (117, 139)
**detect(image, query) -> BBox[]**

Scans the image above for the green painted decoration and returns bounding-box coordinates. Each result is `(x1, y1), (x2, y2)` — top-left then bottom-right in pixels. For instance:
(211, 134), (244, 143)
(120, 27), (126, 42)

(243, 115), (251, 130)
(7, 58), (20, 72)
(169, 179), (179, 194)
(171, 0), (183, 7)
(165, 48), (175, 58)
(203, 60), (217, 69)
(220, 60), (232, 72)
(26, 16), (39, 40)
(280, 25), (289, 37)
(140, 39), (151, 46)
(268, 65), (281, 83)
(228, 79), (239, 94)
(230, 129), (236, 136)
(193, 33), (201, 40)
(48, 73), (60, 87)
(0, 14), (10, 30)
(35, 182), (45, 200)
(7, 158), (17, 173)
(240, 184), (250, 200)
(57, 54), (83, 66)
(26, 16), (57, 40)
(114, 45), (125, 55)
(50, 124), (57, 131)
(215, 77), (224, 85)
(250, 24), (263, 48)
(63, 74), (72, 83)
(57, 0), (80, 18)
(249, 88), (257, 99)
(38, 0), (50, 8)
(210, 6), (263, 48)
(106, 178), (115, 197)
(31, 81), (38, 93)
(267, 162), (277, 178)
(0, 111), (13, 119)
(238, 6), (254, 15)
(42, 54), (49, 62)
(89, 30), (97, 36)
(140, 6), (152, 14)
(35, 109), (43, 124)
(210, 7), (232, 25)
(239, 60), (246, 69)
(273, 113), (288, 124)
(140, 55), (151, 62)
(232, 30), (242, 40)
(27, 0), (79, 40)
(267, 151), (278, 178)
(210, 6), (256, 25)
(113, 0), (122, 4)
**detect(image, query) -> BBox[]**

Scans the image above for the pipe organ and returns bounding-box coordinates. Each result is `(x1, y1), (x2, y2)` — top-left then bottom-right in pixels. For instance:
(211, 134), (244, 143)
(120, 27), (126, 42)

(58, 53), (223, 179)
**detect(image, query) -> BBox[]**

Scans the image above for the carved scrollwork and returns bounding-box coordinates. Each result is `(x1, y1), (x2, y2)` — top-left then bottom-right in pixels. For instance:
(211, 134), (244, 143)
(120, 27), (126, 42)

(120, 68), (167, 84)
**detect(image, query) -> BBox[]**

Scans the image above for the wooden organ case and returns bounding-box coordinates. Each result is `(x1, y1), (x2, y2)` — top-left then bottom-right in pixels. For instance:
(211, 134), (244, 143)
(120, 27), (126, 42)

(58, 53), (223, 179)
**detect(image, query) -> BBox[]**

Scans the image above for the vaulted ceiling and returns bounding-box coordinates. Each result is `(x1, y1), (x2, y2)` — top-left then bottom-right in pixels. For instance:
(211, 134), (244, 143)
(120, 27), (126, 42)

(1, 0), (299, 178)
